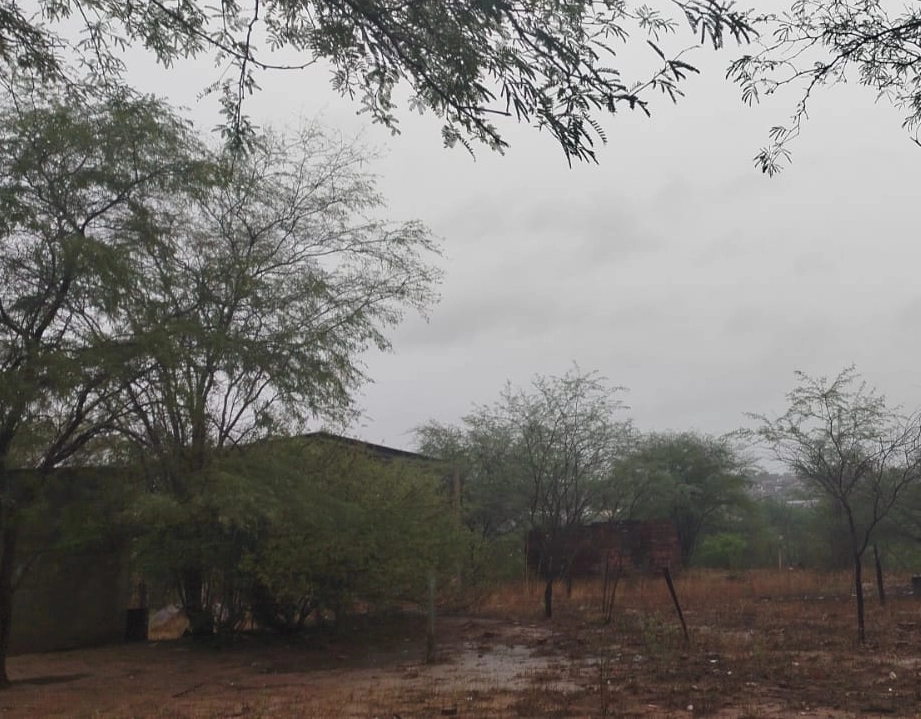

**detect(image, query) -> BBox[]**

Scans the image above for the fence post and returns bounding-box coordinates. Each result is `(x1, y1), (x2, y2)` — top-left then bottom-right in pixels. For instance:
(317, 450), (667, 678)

(663, 567), (689, 644)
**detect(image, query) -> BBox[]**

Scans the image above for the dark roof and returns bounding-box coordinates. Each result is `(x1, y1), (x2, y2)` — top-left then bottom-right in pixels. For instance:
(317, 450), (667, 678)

(295, 430), (438, 462)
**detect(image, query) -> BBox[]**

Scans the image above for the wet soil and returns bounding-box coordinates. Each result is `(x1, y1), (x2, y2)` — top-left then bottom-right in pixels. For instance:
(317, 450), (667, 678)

(5, 576), (921, 718)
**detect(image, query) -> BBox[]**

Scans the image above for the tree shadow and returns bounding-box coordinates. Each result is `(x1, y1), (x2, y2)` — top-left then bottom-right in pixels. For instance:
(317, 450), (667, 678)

(14, 672), (90, 686)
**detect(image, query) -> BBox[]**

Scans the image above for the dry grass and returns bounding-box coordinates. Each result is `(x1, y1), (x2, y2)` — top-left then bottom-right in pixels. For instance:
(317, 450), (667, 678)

(8, 569), (921, 718)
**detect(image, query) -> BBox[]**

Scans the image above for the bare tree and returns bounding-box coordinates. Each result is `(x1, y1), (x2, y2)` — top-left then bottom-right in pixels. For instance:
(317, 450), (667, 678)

(419, 367), (633, 618)
(752, 367), (921, 644)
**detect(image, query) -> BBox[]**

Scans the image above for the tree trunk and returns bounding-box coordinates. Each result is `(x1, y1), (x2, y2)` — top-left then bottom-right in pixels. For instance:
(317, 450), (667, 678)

(0, 522), (19, 688)
(854, 553), (865, 645)
(544, 579), (553, 619)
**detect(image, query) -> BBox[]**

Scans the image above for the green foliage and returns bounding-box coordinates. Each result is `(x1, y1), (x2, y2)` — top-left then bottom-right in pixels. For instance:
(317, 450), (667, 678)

(418, 367), (633, 537)
(753, 367), (921, 561)
(254, 442), (464, 617)
(0, 85), (210, 673)
(727, 0), (921, 173)
(133, 438), (466, 629)
(117, 122), (440, 477)
(742, 497), (826, 569)
(417, 366), (633, 591)
(0, 82), (443, 648)
(889, 476), (921, 554)
(0, 85), (208, 468)
(694, 533), (748, 570)
(621, 431), (752, 563)
(6, 0), (754, 161)
(753, 367), (921, 642)
(110, 119), (441, 627)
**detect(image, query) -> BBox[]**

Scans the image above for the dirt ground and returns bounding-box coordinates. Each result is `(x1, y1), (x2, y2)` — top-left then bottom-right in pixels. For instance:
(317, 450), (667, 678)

(5, 572), (921, 718)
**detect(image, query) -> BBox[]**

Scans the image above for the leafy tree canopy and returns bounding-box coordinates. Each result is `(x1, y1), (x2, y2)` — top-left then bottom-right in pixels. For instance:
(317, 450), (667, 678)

(3, 0), (754, 161)
(619, 431), (752, 562)
(418, 366), (635, 617)
(0, 83), (213, 685)
(0, 79), (442, 654)
(729, 0), (921, 173)
(132, 437), (465, 631)
(417, 366), (634, 542)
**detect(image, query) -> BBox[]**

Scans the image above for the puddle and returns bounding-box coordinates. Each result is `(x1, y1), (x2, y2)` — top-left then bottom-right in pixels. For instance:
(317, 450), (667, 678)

(427, 641), (583, 692)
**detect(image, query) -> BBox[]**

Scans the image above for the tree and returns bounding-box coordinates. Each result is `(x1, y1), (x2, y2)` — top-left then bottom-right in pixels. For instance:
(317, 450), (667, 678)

(418, 367), (633, 617)
(753, 367), (921, 644)
(416, 420), (521, 545)
(728, 0), (921, 174)
(620, 432), (752, 563)
(249, 438), (465, 628)
(0, 86), (206, 684)
(4, 1), (754, 162)
(130, 436), (465, 634)
(114, 123), (440, 634)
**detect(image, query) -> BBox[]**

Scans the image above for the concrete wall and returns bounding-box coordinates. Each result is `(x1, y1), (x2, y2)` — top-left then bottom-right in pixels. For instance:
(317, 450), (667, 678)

(7, 466), (135, 655)
(10, 540), (131, 655)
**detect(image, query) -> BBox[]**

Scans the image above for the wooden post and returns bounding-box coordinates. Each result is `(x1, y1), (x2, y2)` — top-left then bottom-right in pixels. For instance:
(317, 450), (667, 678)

(663, 567), (689, 643)
(524, 534), (530, 595)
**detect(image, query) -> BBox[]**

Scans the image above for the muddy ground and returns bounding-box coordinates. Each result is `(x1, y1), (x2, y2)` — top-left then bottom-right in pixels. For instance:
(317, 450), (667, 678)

(5, 572), (921, 718)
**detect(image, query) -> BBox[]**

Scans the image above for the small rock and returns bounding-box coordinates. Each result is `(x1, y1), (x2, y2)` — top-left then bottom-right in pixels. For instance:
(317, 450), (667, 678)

(150, 604), (182, 628)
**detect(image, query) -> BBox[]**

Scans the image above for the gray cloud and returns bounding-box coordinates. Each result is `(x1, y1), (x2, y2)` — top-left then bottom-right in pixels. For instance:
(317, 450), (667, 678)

(119, 40), (921, 458)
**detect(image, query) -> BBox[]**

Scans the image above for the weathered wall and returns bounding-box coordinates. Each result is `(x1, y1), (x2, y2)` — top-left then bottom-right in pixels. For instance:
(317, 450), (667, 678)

(526, 519), (682, 580)
(7, 466), (135, 655)
(10, 541), (131, 655)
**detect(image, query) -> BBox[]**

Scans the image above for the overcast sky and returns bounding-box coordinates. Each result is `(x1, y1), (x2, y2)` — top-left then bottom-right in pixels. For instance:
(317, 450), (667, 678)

(124, 25), (921, 460)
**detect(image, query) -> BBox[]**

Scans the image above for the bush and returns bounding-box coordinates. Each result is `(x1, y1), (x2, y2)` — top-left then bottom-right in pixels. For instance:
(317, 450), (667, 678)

(694, 533), (748, 570)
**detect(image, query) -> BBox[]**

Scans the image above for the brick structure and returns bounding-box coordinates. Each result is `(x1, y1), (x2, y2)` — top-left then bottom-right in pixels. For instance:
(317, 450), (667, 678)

(526, 519), (681, 581)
